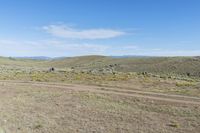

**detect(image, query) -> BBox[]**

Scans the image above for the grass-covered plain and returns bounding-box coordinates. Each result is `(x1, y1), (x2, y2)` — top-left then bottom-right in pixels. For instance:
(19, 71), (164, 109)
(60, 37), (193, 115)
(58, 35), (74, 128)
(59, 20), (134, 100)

(0, 56), (200, 132)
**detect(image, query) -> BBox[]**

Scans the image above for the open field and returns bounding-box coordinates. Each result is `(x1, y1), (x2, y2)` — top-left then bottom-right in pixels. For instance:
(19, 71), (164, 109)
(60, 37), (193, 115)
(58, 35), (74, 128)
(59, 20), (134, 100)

(0, 56), (200, 132)
(0, 81), (200, 133)
(1, 0), (200, 132)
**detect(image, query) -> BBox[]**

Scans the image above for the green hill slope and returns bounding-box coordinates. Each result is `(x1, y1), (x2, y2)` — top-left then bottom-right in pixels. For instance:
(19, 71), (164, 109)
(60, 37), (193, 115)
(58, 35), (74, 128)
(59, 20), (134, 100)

(1, 56), (200, 77)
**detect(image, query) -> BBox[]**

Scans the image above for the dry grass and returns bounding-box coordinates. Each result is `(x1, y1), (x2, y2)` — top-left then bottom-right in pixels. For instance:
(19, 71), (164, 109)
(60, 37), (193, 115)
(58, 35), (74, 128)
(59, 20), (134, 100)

(0, 56), (200, 132)
(0, 82), (200, 133)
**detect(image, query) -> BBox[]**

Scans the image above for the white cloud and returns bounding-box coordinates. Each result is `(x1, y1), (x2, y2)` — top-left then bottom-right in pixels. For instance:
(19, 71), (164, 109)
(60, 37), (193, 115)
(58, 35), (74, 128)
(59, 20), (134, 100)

(42, 24), (125, 39)
(0, 39), (200, 57)
(0, 40), (19, 45)
(0, 39), (110, 57)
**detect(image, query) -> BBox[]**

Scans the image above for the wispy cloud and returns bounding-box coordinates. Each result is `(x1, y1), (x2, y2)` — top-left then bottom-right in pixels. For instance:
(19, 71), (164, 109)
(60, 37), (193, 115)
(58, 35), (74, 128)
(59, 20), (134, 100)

(0, 39), (200, 57)
(42, 24), (126, 39)
(0, 39), (109, 57)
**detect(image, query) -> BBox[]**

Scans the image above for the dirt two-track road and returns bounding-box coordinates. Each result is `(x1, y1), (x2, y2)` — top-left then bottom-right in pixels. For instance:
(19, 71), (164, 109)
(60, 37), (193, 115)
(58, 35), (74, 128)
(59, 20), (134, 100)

(0, 80), (200, 133)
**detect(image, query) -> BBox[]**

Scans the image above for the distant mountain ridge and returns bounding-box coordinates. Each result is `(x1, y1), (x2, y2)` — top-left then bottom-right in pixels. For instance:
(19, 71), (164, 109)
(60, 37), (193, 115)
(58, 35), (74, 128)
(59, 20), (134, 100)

(14, 55), (151, 60)
(15, 56), (52, 60)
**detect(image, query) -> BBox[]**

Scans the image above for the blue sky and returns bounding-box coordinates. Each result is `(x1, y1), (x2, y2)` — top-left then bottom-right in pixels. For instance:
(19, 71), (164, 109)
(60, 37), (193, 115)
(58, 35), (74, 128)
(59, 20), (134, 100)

(0, 0), (200, 57)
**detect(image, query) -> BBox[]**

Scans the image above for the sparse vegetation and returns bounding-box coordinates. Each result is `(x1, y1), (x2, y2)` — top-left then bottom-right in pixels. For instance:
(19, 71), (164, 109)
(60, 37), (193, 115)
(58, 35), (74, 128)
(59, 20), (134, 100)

(176, 81), (196, 87)
(0, 56), (200, 132)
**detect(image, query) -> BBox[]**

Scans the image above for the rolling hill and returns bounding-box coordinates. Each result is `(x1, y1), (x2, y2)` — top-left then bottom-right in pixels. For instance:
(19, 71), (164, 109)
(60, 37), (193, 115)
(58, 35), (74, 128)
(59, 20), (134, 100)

(0, 55), (200, 77)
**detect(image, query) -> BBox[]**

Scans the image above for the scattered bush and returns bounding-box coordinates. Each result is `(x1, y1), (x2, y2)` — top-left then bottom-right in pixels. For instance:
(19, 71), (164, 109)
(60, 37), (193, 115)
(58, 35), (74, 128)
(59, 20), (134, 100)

(176, 81), (196, 87)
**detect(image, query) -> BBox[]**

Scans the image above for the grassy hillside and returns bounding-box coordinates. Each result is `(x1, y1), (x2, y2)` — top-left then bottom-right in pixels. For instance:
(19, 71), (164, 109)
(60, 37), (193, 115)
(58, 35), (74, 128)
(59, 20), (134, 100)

(0, 56), (200, 98)
(1, 56), (200, 77)
(0, 56), (45, 67)
(46, 56), (200, 77)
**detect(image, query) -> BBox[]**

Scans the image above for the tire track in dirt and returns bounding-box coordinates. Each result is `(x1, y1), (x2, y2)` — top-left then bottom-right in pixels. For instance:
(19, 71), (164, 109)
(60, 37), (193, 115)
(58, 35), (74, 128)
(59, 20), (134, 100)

(0, 80), (200, 105)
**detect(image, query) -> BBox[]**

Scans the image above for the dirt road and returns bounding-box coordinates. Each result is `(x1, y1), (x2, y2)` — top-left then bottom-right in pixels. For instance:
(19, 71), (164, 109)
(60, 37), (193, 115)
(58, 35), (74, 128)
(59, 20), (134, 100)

(0, 80), (199, 105)
(0, 80), (200, 133)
